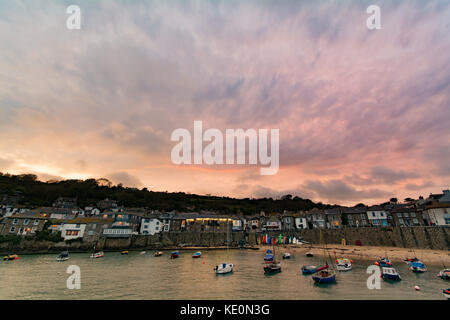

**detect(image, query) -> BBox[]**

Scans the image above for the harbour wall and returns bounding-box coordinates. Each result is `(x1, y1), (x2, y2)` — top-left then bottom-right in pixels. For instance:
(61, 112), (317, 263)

(1, 226), (449, 254)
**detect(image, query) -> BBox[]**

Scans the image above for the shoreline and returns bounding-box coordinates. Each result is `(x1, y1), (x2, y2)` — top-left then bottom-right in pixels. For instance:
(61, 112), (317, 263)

(259, 244), (450, 265)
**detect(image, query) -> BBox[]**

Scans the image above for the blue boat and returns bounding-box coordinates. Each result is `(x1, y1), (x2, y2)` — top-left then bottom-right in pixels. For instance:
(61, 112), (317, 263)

(301, 265), (317, 275)
(192, 251), (201, 258)
(409, 261), (427, 273)
(375, 257), (392, 268)
(264, 249), (274, 262)
(381, 267), (402, 281)
(312, 269), (336, 284)
(171, 251), (179, 259)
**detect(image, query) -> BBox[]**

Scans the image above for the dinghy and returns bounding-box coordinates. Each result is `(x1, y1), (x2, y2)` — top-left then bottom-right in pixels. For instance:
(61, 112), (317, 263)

(438, 269), (450, 280)
(154, 251), (163, 257)
(336, 258), (353, 271)
(443, 289), (450, 299)
(312, 268), (336, 284)
(192, 252), (202, 258)
(282, 253), (291, 259)
(215, 263), (234, 274)
(121, 250), (129, 255)
(375, 257), (392, 267)
(306, 252), (314, 257)
(409, 261), (427, 273)
(171, 251), (179, 259)
(301, 265), (317, 275)
(90, 251), (104, 259)
(264, 250), (274, 262)
(264, 261), (281, 274)
(57, 251), (70, 262)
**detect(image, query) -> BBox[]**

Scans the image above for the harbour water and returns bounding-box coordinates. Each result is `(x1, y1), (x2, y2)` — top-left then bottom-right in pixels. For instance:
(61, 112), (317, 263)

(0, 249), (447, 300)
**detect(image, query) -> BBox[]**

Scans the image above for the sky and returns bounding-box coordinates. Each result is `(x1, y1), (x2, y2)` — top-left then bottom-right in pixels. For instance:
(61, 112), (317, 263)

(0, 0), (449, 206)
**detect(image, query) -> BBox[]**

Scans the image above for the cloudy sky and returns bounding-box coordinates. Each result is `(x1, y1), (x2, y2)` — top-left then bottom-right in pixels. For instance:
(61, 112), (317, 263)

(0, 0), (449, 205)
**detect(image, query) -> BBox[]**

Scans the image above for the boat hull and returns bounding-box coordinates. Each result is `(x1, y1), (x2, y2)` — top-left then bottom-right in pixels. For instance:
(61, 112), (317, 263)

(438, 269), (450, 280)
(215, 263), (234, 274)
(312, 274), (336, 283)
(443, 290), (450, 299)
(301, 266), (317, 274)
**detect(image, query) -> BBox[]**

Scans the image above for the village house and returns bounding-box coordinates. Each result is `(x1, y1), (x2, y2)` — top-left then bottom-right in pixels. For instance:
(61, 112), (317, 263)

(366, 206), (390, 227)
(306, 208), (326, 229)
(325, 208), (342, 229)
(262, 215), (282, 231)
(246, 216), (260, 231)
(49, 217), (113, 241)
(281, 212), (296, 231)
(232, 216), (245, 231)
(423, 202), (450, 226)
(140, 214), (163, 235)
(390, 207), (426, 226)
(293, 212), (308, 230)
(2, 205), (32, 217)
(340, 207), (369, 227)
(183, 214), (233, 232)
(0, 213), (48, 236)
(96, 198), (118, 211)
(84, 206), (101, 216)
(102, 209), (145, 237)
(53, 197), (78, 208)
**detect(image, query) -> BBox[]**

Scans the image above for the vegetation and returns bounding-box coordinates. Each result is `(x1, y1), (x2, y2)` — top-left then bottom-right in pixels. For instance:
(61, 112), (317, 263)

(0, 172), (334, 215)
(0, 235), (21, 244)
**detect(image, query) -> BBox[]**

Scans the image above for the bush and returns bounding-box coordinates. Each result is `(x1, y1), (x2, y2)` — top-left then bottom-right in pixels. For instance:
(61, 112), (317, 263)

(0, 235), (21, 245)
(35, 230), (63, 242)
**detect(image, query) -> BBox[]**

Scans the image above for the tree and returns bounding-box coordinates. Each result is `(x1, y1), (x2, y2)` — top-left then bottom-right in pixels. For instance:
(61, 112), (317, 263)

(390, 198), (398, 203)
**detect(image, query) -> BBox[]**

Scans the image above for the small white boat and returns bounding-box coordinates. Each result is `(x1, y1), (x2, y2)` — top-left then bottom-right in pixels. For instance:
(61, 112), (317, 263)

(282, 253), (291, 259)
(57, 251), (70, 262)
(381, 267), (401, 281)
(438, 269), (450, 280)
(154, 251), (163, 257)
(443, 289), (450, 299)
(306, 252), (314, 257)
(215, 262), (234, 274)
(90, 251), (104, 259)
(140, 251), (146, 255)
(336, 258), (352, 271)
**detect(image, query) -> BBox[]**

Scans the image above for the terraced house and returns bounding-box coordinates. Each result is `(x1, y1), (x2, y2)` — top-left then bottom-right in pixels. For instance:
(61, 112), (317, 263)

(0, 213), (48, 236)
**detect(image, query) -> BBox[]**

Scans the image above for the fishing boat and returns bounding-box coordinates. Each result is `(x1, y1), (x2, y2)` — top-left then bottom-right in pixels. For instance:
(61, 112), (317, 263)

(282, 253), (291, 259)
(192, 252), (202, 258)
(301, 265), (317, 275)
(90, 251), (104, 259)
(438, 269), (450, 280)
(404, 257), (419, 263)
(154, 251), (163, 257)
(264, 250), (274, 262)
(375, 257), (392, 267)
(306, 252), (314, 257)
(171, 251), (179, 259)
(215, 263), (234, 274)
(408, 261), (427, 273)
(57, 251), (70, 262)
(443, 289), (450, 299)
(336, 258), (353, 271)
(381, 267), (402, 281)
(3, 254), (19, 261)
(120, 250), (129, 255)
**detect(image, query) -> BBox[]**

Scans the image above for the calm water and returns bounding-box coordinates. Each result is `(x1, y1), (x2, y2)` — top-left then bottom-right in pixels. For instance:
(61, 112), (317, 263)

(0, 250), (448, 300)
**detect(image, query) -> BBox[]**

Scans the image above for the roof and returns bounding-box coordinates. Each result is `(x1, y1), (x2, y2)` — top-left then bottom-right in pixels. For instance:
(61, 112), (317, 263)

(5, 213), (48, 219)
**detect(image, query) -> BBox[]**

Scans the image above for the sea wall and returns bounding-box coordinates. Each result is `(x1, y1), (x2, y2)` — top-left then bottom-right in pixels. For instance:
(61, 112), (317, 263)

(1, 226), (449, 254)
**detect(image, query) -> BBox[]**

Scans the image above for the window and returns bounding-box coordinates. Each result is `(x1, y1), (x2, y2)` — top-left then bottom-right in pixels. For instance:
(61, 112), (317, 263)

(9, 226), (16, 233)
(24, 219), (30, 225)
(19, 228), (24, 234)
(411, 212), (416, 218)
(372, 212), (376, 217)
(403, 212), (409, 218)
(13, 218), (18, 225)
(413, 219), (419, 225)
(155, 227), (159, 231)
(380, 212), (384, 217)
(361, 214), (366, 220)
(397, 213), (402, 217)
(156, 221), (160, 225)
(399, 218), (404, 225)
(34, 219), (39, 225)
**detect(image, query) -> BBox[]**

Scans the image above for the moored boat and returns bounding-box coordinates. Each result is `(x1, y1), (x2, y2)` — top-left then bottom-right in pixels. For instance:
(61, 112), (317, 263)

(438, 269), (450, 280)
(3, 254), (19, 261)
(121, 250), (129, 255)
(375, 257), (392, 267)
(443, 289), (450, 299)
(409, 261), (427, 273)
(192, 251), (202, 258)
(171, 251), (179, 259)
(57, 251), (70, 262)
(381, 267), (402, 281)
(336, 258), (353, 271)
(264, 250), (274, 262)
(154, 251), (163, 257)
(301, 265), (317, 275)
(282, 253), (291, 259)
(306, 252), (314, 257)
(264, 261), (281, 274)
(90, 251), (104, 259)
(312, 268), (336, 284)
(215, 263), (234, 274)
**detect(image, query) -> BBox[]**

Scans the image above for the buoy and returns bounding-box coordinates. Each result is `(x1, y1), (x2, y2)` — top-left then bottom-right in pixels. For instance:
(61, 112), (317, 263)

(350, 260), (353, 263)
(202, 261), (205, 264)
(414, 285), (420, 291)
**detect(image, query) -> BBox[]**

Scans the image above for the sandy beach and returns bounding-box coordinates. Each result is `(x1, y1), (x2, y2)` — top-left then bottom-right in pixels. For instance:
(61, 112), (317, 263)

(259, 244), (450, 266)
